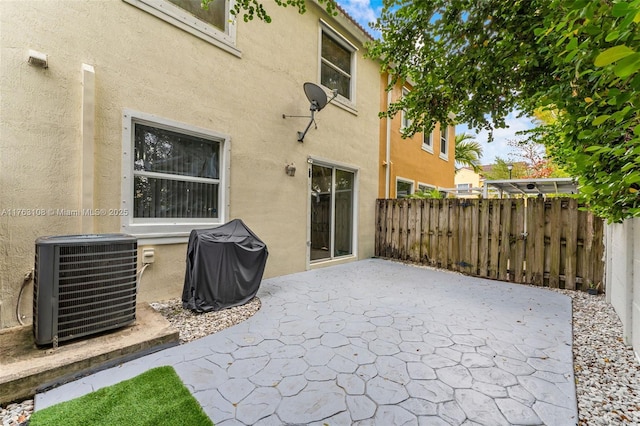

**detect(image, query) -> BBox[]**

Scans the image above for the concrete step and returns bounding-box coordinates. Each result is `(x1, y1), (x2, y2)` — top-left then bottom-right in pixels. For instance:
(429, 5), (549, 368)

(0, 303), (179, 404)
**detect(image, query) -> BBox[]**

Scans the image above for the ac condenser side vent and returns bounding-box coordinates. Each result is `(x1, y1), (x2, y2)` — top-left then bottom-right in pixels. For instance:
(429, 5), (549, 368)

(33, 234), (138, 346)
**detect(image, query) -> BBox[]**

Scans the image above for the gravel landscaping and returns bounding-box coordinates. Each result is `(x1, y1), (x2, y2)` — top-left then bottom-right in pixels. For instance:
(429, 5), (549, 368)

(557, 290), (640, 425)
(2, 288), (639, 425)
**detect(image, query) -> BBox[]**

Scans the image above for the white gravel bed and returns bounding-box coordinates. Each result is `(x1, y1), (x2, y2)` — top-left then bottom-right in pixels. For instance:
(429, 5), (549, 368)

(3, 290), (640, 425)
(553, 290), (640, 425)
(149, 297), (261, 344)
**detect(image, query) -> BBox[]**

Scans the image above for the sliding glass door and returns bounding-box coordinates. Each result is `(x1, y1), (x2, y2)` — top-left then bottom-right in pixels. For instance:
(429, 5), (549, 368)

(310, 163), (355, 262)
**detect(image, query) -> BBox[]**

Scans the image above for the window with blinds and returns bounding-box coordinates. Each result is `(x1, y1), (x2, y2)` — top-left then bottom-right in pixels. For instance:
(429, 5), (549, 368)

(133, 123), (220, 220)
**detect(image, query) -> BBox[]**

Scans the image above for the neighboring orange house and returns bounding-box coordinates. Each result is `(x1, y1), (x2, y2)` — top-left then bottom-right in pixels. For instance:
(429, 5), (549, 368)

(378, 75), (456, 198)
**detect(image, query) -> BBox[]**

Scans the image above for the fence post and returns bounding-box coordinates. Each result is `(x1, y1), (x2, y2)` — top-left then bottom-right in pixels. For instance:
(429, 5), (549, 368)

(437, 199), (449, 269)
(498, 199), (512, 281)
(548, 199), (562, 288)
(512, 199), (526, 283)
(478, 199), (490, 277)
(526, 198), (545, 285)
(407, 200), (421, 262)
(564, 198), (578, 289)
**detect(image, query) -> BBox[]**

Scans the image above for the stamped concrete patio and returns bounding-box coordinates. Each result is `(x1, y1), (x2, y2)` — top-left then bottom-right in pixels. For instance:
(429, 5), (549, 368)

(36, 259), (577, 425)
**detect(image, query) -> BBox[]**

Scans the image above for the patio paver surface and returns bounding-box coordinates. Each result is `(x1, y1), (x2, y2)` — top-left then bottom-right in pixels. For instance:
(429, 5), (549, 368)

(36, 259), (577, 425)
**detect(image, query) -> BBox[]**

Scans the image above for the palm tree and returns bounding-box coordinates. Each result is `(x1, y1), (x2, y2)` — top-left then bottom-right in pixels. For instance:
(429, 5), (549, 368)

(455, 133), (483, 173)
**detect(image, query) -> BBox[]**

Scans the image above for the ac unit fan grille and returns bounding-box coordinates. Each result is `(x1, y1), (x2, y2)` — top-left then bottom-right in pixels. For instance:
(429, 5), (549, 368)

(33, 235), (138, 345)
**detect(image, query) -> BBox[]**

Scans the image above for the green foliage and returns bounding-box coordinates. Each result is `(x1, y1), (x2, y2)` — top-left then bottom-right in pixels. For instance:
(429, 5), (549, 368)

(536, 0), (640, 222)
(370, 0), (640, 222)
(481, 158), (527, 181)
(369, 0), (554, 138)
(408, 188), (443, 199)
(454, 133), (483, 173)
(29, 367), (212, 426)
(201, 0), (336, 23)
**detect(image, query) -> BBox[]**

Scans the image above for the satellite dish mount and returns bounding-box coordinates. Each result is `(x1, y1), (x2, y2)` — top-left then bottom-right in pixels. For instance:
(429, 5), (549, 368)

(283, 82), (338, 142)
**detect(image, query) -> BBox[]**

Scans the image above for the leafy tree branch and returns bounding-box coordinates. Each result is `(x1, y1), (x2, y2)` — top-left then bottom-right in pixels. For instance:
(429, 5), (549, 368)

(370, 0), (640, 221)
(201, 0), (336, 23)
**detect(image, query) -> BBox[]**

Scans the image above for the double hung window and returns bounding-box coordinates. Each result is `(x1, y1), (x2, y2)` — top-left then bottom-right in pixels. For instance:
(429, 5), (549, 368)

(122, 111), (229, 239)
(320, 24), (356, 104)
(440, 125), (449, 160)
(422, 128), (433, 152)
(401, 88), (411, 130)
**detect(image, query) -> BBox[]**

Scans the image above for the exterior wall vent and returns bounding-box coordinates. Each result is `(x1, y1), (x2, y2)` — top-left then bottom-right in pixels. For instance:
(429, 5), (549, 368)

(33, 234), (138, 347)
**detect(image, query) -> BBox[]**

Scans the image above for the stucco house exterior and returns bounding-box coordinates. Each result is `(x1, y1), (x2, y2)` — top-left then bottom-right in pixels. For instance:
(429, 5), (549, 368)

(378, 78), (456, 199)
(0, 0), (381, 328)
(454, 167), (483, 198)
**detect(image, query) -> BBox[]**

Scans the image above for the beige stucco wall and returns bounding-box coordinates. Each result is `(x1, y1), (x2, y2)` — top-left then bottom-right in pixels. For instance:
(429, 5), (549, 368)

(0, 1), (380, 328)
(454, 168), (482, 189)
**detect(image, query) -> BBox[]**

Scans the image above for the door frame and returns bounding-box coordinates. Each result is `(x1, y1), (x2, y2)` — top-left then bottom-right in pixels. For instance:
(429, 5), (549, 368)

(306, 156), (359, 269)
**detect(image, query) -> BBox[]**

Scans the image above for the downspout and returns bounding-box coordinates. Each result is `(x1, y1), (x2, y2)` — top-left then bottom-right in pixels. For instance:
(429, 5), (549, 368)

(385, 73), (392, 198)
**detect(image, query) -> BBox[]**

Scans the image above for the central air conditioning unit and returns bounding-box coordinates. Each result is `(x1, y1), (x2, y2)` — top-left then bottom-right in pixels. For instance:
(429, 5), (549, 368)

(33, 234), (138, 347)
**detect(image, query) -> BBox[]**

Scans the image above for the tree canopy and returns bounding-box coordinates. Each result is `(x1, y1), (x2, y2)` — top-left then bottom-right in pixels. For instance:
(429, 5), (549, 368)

(369, 0), (640, 222)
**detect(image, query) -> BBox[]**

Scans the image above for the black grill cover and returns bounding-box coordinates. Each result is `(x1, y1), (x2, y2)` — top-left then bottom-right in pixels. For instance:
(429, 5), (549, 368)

(182, 219), (268, 312)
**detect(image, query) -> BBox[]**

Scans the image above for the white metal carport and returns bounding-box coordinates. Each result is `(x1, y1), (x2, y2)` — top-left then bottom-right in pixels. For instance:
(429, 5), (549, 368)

(482, 177), (578, 198)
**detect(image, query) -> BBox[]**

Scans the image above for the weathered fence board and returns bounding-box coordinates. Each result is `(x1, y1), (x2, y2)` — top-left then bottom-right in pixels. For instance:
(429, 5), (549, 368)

(548, 200), (562, 288)
(469, 200), (480, 276)
(478, 200), (490, 277)
(564, 198), (578, 290)
(450, 200), (460, 272)
(407, 200), (420, 262)
(498, 200), (512, 282)
(526, 198), (545, 286)
(375, 198), (605, 291)
(512, 200), (526, 283)
(488, 201), (501, 279)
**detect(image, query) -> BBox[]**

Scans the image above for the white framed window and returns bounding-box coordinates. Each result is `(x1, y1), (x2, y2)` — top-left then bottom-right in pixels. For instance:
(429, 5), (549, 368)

(320, 21), (357, 109)
(440, 125), (449, 160)
(121, 110), (230, 242)
(396, 177), (414, 198)
(418, 183), (434, 193)
(457, 183), (472, 194)
(422, 128), (433, 153)
(123, 0), (240, 57)
(401, 87), (412, 130)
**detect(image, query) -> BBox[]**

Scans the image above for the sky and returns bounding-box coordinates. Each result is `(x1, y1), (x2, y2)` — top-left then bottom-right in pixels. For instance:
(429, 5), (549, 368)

(337, 0), (534, 165)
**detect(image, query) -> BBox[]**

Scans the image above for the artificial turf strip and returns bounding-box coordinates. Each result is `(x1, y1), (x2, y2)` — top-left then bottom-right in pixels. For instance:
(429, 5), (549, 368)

(29, 366), (214, 426)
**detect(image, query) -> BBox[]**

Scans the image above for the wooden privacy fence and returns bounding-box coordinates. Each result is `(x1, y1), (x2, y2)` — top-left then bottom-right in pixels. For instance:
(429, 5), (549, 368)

(375, 198), (605, 290)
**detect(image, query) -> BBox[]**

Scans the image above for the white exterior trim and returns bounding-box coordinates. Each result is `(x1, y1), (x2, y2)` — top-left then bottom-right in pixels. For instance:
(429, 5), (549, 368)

(396, 176), (414, 198)
(417, 182), (435, 192)
(81, 64), (96, 234)
(306, 156), (359, 269)
(122, 0), (241, 57)
(121, 109), (230, 243)
(318, 20), (358, 113)
(421, 128), (434, 153)
(439, 126), (449, 161)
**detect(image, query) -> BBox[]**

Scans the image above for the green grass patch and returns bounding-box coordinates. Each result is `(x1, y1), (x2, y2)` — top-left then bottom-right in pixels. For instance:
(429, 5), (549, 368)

(30, 366), (213, 426)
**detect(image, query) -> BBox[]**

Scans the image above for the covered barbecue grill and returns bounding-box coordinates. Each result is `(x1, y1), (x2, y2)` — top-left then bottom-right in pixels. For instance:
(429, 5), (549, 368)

(182, 219), (268, 312)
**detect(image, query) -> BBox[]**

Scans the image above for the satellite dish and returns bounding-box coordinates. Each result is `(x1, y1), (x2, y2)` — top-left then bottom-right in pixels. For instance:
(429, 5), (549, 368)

(282, 82), (339, 142)
(304, 82), (328, 112)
